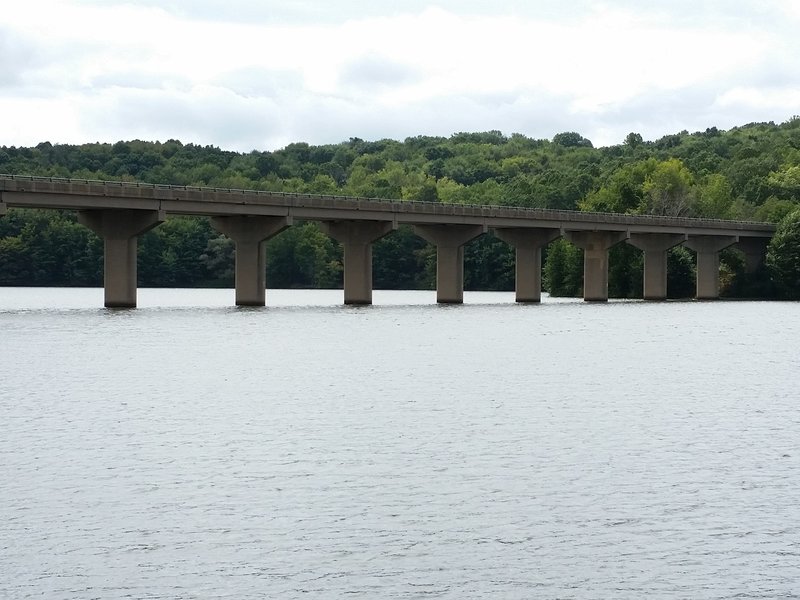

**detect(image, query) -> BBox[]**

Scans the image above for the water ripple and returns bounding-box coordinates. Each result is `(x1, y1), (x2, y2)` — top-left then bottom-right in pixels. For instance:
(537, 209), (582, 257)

(2, 290), (799, 598)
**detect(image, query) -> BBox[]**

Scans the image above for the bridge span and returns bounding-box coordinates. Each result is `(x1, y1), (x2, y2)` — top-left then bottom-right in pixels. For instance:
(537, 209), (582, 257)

(0, 174), (776, 307)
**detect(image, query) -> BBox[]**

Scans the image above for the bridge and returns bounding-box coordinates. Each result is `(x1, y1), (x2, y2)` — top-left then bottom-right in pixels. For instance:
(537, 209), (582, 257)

(0, 174), (776, 307)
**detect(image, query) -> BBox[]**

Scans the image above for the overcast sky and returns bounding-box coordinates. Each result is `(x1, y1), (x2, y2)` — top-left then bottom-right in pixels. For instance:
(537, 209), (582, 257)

(2, 0), (799, 152)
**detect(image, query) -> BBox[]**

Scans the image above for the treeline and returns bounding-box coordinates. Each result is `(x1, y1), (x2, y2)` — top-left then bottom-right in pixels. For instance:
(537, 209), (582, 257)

(1, 118), (799, 297)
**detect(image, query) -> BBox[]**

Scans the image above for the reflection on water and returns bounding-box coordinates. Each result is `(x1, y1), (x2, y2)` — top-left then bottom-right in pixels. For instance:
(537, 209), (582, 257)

(1, 289), (799, 599)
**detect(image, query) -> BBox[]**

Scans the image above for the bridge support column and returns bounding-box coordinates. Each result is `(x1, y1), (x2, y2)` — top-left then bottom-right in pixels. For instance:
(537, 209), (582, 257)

(321, 220), (394, 305)
(212, 215), (291, 306)
(627, 233), (686, 300)
(494, 228), (560, 302)
(414, 224), (486, 303)
(564, 231), (627, 301)
(78, 209), (165, 308)
(684, 235), (738, 299)
(736, 237), (770, 273)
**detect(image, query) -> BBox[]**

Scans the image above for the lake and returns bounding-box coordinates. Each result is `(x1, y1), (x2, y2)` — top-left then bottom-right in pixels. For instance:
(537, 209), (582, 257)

(1, 288), (799, 599)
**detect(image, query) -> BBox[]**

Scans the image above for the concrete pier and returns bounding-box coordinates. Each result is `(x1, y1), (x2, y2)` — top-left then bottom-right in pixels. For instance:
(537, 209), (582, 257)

(321, 220), (394, 305)
(78, 209), (165, 308)
(627, 233), (687, 300)
(414, 224), (486, 303)
(564, 231), (627, 301)
(211, 215), (291, 306)
(684, 235), (738, 299)
(494, 228), (560, 302)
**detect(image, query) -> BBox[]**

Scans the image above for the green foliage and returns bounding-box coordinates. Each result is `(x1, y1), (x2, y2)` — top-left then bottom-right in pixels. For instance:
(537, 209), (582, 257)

(0, 236), (32, 285)
(695, 174), (737, 219)
(373, 226), (428, 289)
(465, 235), (514, 291)
(608, 243), (642, 298)
(581, 160), (656, 213)
(0, 209), (101, 286)
(199, 236), (234, 286)
(720, 248), (775, 299)
(666, 247), (696, 298)
(624, 132), (644, 149)
(766, 165), (800, 200)
(138, 217), (217, 287)
(755, 197), (798, 223)
(640, 158), (695, 216)
(543, 239), (583, 297)
(766, 210), (800, 299)
(266, 223), (342, 289)
(552, 132), (593, 148)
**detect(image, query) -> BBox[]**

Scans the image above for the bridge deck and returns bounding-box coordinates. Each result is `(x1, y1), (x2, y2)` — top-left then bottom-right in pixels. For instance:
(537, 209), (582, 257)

(0, 174), (776, 237)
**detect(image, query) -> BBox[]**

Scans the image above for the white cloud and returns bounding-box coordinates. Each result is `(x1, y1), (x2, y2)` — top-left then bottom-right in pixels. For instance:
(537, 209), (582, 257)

(714, 87), (800, 111)
(0, 0), (798, 151)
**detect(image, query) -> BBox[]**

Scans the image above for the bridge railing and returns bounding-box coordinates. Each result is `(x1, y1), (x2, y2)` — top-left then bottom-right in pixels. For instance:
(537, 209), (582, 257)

(0, 173), (776, 232)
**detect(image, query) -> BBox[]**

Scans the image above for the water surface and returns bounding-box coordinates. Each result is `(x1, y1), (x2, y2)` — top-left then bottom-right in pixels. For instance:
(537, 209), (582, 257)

(1, 288), (799, 599)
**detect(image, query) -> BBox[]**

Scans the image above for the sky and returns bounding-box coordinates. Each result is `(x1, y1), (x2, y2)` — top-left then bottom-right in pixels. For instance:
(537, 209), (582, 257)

(1, 0), (799, 152)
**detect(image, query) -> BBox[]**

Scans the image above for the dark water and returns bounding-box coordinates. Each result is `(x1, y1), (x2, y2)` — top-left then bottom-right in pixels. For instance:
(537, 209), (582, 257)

(1, 288), (799, 599)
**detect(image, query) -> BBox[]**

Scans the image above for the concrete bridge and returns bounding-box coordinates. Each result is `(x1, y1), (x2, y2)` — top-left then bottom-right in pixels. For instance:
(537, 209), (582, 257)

(0, 174), (776, 307)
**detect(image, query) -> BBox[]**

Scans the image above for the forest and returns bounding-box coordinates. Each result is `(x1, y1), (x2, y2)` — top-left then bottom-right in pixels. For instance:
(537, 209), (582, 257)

(1, 118), (800, 298)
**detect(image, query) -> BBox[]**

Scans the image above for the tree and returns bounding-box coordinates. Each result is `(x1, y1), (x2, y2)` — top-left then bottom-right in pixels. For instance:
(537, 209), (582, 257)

(16, 210), (101, 285)
(640, 158), (695, 216)
(0, 236), (32, 285)
(624, 132), (643, 148)
(667, 247), (696, 298)
(199, 236), (235, 286)
(266, 223), (342, 289)
(465, 235), (514, 291)
(580, 160), (656, 214)
(552, 132), (593, 148)
(138, 217), (216, 287)
(695, 174), (736, 219)
(543, 239), (583, 296)
(755, 197), (798, 223)
(608, 244), (642, 298)
(766, 209), (800, 299)
(373, 226), (428, 289)
(766, 165), (800, 200)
